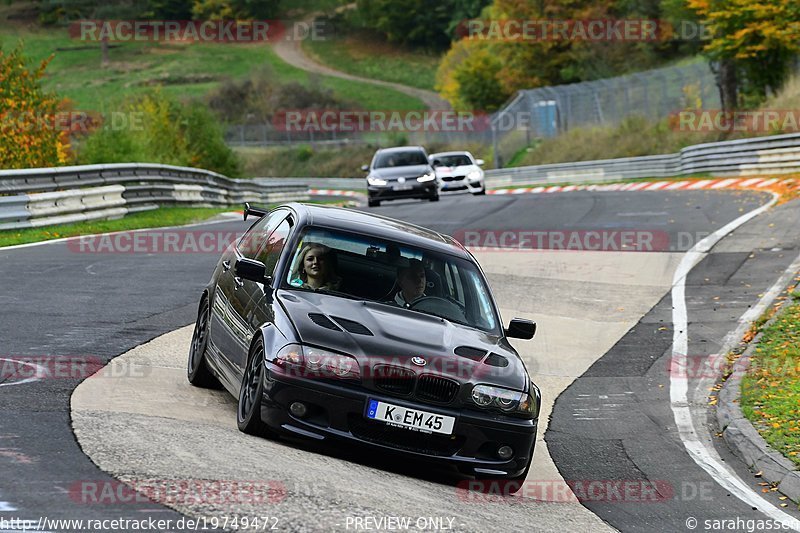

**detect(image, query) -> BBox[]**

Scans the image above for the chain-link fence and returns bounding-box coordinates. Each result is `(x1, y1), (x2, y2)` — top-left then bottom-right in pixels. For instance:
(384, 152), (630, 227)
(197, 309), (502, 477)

(225, 60), (720, 168)
(489, 61), (720, 167)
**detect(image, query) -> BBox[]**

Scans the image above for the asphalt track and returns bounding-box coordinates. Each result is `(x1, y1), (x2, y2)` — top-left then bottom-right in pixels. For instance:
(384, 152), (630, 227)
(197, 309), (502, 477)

(1, 190), (798, 532)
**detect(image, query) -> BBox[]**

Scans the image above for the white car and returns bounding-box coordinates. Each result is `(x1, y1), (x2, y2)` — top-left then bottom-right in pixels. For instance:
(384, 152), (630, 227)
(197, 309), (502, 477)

(429, 151), (486, 195)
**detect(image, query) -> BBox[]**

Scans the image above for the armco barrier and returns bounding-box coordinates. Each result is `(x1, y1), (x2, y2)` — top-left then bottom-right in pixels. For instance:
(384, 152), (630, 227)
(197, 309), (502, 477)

(484, 132), (800, 187)
(262, 132), (800, 192)
(0, 163), (308, 231)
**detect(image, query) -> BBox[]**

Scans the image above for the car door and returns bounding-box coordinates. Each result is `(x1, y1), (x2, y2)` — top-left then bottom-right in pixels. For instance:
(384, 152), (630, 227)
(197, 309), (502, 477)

(209, 209), (288, 375)
(228, 216), (294, 374)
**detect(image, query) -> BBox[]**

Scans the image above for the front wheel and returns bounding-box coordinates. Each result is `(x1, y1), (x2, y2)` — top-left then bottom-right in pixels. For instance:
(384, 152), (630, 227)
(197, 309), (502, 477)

(237, 338), (277, 438)
(187, 297), (221, 388)
(368, 198), (380, 207)
(472, 186), (486, 196)
(429, 194), (439, 202)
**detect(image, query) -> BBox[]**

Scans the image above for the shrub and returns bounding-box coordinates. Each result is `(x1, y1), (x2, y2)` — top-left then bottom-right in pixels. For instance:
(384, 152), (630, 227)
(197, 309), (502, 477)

(79, 90), (241, 177)
(0, 44), (70, 168)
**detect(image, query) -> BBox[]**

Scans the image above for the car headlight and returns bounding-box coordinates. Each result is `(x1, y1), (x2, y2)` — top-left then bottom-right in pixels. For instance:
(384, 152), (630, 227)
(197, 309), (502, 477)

(470, 384), (539, 418)
(276, 344), (360, 380)
(276, 344), (303, 366)
(467, 170), (482, 181)
(367, 176), (387, 186)
(417, 172), (436, 182)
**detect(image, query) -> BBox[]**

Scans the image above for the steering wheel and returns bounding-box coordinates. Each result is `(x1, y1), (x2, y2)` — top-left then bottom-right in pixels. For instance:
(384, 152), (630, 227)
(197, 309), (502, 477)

(408, 296), (467, 323)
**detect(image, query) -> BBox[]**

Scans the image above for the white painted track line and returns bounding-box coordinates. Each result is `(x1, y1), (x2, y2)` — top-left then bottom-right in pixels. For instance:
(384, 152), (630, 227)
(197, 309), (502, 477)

(670, 192), (800, 530)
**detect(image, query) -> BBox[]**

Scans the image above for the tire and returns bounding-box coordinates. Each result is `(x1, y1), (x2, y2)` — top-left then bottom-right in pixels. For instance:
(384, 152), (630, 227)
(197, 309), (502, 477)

(472, 186), (486, 196)
(368, 198), (380, 207)
(187, 297), (221, 388)
(237, 338), (277, 438)
(429, 194), (439, 202)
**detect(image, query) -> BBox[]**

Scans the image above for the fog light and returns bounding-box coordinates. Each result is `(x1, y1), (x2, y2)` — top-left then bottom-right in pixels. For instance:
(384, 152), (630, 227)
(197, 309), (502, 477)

(497, 445), (513, 460)
(289, 402), (308, 418)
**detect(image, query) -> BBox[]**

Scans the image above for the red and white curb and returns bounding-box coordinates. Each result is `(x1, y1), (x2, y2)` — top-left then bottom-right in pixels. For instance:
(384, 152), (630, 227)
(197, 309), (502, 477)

(487, 177), (796, 195)
(308, 179), (799, 201)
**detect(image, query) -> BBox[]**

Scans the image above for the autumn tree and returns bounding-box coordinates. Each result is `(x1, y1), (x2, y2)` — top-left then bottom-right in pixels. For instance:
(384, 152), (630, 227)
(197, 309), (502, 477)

(687, 0), (800, 109)
(0, 45), (69, 168)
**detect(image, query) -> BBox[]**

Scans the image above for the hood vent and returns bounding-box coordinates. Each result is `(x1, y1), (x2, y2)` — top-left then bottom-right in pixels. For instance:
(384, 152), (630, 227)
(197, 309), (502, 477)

(308, 313), (342, 331)
(484, 353), (509, 367)
(331, 316), (373, 336)
(454, 346), (487, 362)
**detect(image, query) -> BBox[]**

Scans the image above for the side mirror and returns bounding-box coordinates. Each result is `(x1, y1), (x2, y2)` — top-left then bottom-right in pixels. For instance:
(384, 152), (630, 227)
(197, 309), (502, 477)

(361, 164), (369, 172)
(505, 318), (536, 339)
(235, 258), (271, 285)
(476, 159), (485, 166)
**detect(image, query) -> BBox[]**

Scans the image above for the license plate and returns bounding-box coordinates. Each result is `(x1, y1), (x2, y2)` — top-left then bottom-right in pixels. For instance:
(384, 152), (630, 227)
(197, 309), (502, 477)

(366, 399), (455, 435)
(393, 184), (413, 191)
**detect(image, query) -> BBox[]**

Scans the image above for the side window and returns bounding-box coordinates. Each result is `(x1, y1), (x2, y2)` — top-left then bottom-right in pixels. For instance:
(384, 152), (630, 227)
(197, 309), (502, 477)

(255, 219), (292, 275)
(238, 211), (286, 260)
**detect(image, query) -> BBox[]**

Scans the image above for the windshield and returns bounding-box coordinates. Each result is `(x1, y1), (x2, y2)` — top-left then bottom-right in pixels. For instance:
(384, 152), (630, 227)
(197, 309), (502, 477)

(283, 226), (500, 332)
(374, 150), (428, 168)
(432, 154), (472, 167)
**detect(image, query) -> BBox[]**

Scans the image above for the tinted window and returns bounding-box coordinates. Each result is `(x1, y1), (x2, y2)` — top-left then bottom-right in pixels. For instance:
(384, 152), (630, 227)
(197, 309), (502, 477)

(283, 226), (499, 332)
(238, 210), (287, 260)
(374, 150), (428, 168)
(255, 219), (292, 275)
(432, 155), (472, 167)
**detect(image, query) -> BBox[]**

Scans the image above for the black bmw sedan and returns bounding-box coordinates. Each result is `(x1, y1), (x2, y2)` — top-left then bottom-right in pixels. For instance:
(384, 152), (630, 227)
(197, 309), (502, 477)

(188, 203), (540, 488)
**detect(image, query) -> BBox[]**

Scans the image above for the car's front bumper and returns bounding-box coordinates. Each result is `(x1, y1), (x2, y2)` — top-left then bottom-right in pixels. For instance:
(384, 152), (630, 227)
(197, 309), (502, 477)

(368, 182), (438, 202)
(439, 177), (484, 192)
(261, 363), (537, 477)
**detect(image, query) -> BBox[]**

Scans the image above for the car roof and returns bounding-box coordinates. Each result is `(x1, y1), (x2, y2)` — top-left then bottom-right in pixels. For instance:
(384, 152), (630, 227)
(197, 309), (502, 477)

(279, 203), (470, 259)
(375, 146), (427, 154)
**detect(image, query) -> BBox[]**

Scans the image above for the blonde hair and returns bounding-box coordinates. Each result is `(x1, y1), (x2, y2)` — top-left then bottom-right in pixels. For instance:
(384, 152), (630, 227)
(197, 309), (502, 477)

(291, 243), (333, 284)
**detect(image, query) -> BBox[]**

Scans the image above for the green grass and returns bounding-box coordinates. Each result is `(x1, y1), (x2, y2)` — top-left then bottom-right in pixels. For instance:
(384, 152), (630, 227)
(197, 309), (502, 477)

(237, 139), (494, 178)
(303, 30), (441, 91)
(0, 206), (231, 247)
(740, 301), (800, 467)
(0, 11), (424, 112)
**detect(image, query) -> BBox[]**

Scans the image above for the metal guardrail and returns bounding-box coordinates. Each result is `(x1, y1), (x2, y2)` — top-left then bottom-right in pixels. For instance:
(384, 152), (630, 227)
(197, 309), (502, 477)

(259, 132), (800, 192)
(0, 163), (309, 231)
(484, 132), (800, 187)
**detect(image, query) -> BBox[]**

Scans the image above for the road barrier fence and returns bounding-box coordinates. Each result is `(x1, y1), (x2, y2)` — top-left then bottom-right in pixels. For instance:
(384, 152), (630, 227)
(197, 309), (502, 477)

(0, 163), (308, 230)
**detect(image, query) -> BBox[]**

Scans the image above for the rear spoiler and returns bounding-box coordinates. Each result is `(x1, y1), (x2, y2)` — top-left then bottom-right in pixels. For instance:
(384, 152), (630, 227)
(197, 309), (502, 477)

(243, 202), (268, 221)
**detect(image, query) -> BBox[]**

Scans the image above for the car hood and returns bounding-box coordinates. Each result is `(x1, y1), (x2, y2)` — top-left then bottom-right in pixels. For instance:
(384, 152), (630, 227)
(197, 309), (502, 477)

(276, 290), (528, 390)
(370, 165), (432, 180)
(434, 164), (479, 176)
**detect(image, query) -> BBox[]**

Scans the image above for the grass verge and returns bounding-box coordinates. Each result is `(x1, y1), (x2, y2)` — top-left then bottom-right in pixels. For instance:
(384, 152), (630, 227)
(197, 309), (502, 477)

(0, 206), (231, 247)
(740, 290), (800, 468)
(237, 141), (493, 178)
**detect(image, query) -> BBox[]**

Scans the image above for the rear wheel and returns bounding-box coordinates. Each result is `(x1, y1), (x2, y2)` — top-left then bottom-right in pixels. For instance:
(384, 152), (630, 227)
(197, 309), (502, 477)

(187, 297), (221, 388)
(237, 338), (276, 438)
